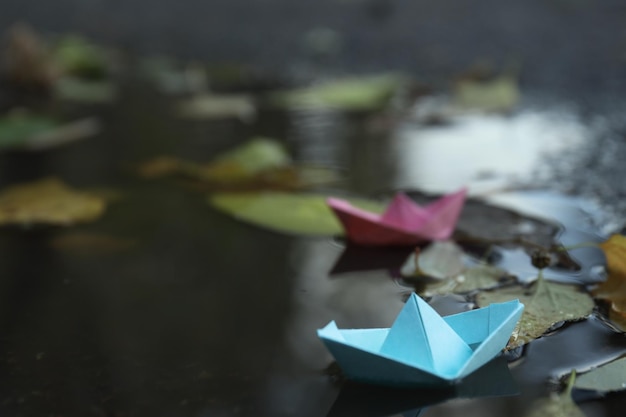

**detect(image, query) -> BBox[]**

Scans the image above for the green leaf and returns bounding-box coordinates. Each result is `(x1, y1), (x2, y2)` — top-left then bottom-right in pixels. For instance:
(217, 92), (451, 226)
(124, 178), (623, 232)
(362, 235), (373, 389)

(0, 115), (58, 149)
(454, 74), (519, 113)
(525, 371), (584, 417)
(575, 357), (626, 392)
(211, 138), (291, 175)
(53, 35), (108, 79)
(270, 74), (407, 110)
(54, 77), (116, 103)
(208, 192), (385, 236)
(476, 273), (594, 348)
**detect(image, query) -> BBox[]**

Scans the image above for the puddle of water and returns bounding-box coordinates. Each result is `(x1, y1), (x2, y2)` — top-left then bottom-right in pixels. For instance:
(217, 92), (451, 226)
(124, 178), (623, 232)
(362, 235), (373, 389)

(391, 109), (590, 194)
(2, 80), (625, 417)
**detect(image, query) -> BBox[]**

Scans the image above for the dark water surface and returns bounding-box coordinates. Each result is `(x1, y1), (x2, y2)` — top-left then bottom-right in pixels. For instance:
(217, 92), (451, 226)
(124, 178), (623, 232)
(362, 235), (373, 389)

(0, 79), (625, 417)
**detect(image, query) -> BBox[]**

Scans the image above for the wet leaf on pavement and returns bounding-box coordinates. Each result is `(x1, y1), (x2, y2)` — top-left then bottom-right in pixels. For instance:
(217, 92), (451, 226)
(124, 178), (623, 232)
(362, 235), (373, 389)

(477, 273), (594, 348)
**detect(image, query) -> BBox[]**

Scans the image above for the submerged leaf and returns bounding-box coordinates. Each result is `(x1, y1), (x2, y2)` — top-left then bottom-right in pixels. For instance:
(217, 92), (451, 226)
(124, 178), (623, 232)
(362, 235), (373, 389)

(0, 178), (106, 226)
(525, 371), (584, 417)
(50, 233), (136, 254)
(476, 273), (594, 348)
(574, 356), (626, 392)
(209, 192), (384, 236)
(270, 74), (407, 110)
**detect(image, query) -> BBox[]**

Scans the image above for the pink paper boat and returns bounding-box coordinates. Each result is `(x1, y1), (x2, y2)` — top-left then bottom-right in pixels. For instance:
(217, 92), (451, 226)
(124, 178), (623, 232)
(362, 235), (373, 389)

(327, 188), (467, 246)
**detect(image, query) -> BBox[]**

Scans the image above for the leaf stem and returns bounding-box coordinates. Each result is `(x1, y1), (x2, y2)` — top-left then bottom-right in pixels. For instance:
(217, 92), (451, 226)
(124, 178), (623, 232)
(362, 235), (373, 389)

(564, 369), (577, 397)
(555, 242), (599, 252)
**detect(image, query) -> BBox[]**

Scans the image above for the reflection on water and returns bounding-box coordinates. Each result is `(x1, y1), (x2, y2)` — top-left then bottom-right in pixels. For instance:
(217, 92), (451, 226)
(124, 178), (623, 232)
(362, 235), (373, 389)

(327, 356), (517, 417)
(388, 109), (589, 194)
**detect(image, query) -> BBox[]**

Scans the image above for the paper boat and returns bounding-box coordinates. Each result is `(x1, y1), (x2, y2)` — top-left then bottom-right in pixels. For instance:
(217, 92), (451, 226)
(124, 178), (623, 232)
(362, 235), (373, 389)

(317, 293), (523, 388)
(327, 189), (467, 246)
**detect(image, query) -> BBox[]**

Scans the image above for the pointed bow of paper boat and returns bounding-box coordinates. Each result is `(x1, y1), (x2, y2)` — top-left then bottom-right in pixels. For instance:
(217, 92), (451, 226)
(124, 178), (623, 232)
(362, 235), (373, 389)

(327, 188), (467, 246)
(317, 293), (523, 388)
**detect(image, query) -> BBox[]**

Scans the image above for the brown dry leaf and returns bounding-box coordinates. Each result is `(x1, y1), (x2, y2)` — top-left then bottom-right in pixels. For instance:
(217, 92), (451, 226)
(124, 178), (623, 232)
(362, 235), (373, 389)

(50, 232), (136, 254)
(0, 178), (106, 226)
(4, 23), (59, 89)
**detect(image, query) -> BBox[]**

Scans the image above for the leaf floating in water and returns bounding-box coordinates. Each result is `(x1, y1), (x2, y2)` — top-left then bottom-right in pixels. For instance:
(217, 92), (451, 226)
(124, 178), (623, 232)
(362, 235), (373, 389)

(574, 356), (626, 392)
(139, 57), (208, 94)
(270, 74), (408, 110)
(176, 94), (255, 120)
(209, 192), (384, 236)
(4, 23), (58, 89)
(454, 74), (519, 113)
(138, 138), (340, 190)
(594, 234), (626, 329)
(0, 114), (58, 149)
(421, 264), (510, 297)
(417, 241), (465, 279)
(53, 35), (109, 79)
(54, 77), (116, 103)
(525, 371), (585, 417)
(476, 273), (594, 348)
(50, 232), (137, 254)
(400, 242), (510, 296)
(0, 178), (106, 226)
(0, 112), (99, 151)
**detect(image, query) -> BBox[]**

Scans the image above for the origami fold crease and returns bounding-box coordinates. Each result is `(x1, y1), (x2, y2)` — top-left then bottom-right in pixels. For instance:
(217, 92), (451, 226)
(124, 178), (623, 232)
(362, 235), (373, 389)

(317, 293), (523, 388)
(327, 188), (467, 246)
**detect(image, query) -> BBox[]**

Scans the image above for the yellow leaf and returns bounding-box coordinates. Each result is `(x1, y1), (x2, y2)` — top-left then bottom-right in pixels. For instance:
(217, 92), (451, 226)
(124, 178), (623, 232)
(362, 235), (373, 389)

(0, 178), (106, 226)
(595, 234), (626, 322)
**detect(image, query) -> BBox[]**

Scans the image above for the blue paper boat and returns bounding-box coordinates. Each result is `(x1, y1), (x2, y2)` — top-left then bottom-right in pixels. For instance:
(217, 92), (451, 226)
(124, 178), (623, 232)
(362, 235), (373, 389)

(317, 293), (523, 388)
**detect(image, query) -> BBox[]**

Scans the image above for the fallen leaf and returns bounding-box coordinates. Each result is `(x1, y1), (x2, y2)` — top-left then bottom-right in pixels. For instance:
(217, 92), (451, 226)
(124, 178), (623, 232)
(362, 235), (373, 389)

(3, 23), (58, 89)
(0, 178), (106, 226)
(0, 113), (99, 151)
(525, 371), (584, 417)
(138, 138), (340, 190)
(139, 57), (208, 94)
(574, 356), (626, 392)
(594, 234), (626, 317)
(270, 74), (407, 110)
(53, 35), (109, 79)
(208, 192), (384, 236)
(454, 74), (519, 113)
(54, 77), (116, 103)
(0, 114), (58, 149)
(416, 241), (465, 279)
(176, 94), (255, 120)
(421, 264), (510, 297)
(50, 233), (136, 254)
(476, 273), (594, 348)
